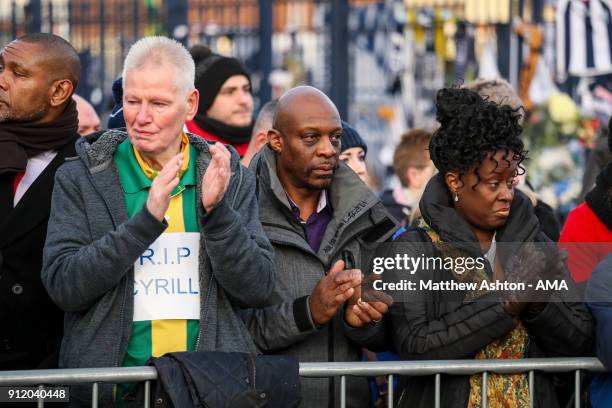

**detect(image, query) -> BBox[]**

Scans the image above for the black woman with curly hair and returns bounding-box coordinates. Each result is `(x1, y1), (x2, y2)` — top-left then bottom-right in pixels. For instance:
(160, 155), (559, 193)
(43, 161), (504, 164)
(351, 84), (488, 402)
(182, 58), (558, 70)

(388, 87), (593, 408)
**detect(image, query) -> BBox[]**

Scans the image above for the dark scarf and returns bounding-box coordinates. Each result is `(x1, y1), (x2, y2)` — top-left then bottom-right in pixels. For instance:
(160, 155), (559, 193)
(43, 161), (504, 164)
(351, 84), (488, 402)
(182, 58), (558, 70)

(586, 162), (612, 230)
(194, 114), (253, 145)
(0, 100), (78, 174)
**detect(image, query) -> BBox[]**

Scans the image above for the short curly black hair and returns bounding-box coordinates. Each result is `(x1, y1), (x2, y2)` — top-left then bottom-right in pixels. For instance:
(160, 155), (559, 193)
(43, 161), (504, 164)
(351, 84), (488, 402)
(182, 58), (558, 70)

(429, 86), (527, 189)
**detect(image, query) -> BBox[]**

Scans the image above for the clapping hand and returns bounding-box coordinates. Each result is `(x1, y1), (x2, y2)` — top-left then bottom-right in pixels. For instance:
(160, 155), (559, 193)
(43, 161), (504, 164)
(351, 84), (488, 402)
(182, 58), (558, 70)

(202, 143), (232, 213)
(146, 153), (184, 221)
(501, 243), (547, 316)
(344, 273), (394, 328)
(309, 260), (362, 326)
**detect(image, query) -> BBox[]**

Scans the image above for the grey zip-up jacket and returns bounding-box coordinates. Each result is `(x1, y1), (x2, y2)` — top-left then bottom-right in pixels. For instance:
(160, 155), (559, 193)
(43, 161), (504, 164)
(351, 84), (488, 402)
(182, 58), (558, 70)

(241, 146), (398, 408)
(42, 130), (275, 405)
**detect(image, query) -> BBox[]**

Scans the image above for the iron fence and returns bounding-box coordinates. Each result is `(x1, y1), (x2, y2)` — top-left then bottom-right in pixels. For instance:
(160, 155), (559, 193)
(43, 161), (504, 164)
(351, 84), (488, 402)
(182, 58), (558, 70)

(0, 0), (347, 112)
(0, 0), (403, 185)
(0, 358), (606, 408)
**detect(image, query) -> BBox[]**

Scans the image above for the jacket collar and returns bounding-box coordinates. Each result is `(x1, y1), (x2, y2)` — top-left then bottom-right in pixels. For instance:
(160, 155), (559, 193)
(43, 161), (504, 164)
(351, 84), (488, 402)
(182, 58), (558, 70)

(113, 137), (196, 194)
(251, 145), (397, 260)
(253, 145), (384, 227)
(77, 129), (214, 173)
(75, 129), (220, 230)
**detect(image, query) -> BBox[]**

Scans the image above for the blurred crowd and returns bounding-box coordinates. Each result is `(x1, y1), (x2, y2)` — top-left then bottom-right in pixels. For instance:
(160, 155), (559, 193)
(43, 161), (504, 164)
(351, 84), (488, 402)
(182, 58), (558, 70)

(0, 32), (611, 408)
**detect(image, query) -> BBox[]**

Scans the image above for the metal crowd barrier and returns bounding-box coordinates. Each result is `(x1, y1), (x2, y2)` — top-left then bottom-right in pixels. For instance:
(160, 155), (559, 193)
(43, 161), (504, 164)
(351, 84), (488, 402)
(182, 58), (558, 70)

(0, 358), (606, 408)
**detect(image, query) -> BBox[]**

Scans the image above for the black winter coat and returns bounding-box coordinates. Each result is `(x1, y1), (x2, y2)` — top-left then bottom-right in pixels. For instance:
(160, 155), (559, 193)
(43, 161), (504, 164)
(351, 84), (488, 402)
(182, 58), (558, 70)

(0, 139), (77, 370)
(389, 174), (594, 408)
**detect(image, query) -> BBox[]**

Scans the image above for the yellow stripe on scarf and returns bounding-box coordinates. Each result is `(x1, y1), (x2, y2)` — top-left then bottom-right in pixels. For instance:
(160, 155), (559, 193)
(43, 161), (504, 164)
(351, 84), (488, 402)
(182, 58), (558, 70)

(151, 320), (188, 357)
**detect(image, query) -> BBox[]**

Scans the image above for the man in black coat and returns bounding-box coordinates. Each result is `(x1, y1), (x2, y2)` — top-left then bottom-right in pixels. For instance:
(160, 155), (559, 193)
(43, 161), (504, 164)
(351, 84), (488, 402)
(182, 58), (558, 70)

(0, 33), (80, 369)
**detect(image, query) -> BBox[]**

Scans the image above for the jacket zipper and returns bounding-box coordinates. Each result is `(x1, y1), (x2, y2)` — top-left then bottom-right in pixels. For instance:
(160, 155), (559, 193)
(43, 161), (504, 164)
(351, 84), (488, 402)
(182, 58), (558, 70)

(328, 318), (335, 408)
(195, 277), (211, 351)
(195, 256), (215, 351)
(195, 164), (242, 352)
(264, 213), (393, 408)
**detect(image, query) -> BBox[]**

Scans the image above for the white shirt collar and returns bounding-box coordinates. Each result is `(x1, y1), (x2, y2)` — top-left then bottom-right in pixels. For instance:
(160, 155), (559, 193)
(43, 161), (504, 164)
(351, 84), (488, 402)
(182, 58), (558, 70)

(316, 190), (328, 214)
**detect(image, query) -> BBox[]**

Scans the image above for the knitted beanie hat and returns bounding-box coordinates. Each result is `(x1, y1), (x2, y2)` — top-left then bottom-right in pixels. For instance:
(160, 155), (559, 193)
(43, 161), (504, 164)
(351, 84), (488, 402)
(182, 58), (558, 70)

(341, 120), (367, 155)
(190, 45), (251, 116)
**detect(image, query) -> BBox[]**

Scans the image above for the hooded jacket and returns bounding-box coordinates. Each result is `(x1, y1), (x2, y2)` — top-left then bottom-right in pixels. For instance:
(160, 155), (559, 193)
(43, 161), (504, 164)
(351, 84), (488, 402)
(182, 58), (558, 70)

(42, 130), (275, 405)
(241, 146), (398, 407)
(390, 173), (593, 408)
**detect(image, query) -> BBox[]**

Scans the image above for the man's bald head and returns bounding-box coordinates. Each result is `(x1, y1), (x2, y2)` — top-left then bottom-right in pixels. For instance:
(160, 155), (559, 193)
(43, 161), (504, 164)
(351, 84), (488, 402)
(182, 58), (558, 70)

(268, 86), (342, 191)
(17, 33), (80, 90)
(73, 94), (101, 136)
(273, 86), (340, 137)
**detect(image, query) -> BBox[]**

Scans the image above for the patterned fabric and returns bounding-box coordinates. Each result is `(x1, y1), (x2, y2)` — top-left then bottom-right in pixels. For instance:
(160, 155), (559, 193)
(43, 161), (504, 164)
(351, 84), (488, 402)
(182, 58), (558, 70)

(467, 321), (529, 408)
(419, 220), (530, 408)
(556, 0), (612, 81)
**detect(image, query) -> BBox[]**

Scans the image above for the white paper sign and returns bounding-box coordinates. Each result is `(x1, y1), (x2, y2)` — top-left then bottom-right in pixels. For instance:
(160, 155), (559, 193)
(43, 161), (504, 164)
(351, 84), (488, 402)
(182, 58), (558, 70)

(133, 233), (200, 321)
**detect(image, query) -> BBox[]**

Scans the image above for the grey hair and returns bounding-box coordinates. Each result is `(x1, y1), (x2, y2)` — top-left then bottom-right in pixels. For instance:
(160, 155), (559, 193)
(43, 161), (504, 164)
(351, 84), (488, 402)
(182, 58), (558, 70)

(122, 36), (195, 95)
(462, 78), (525, 124)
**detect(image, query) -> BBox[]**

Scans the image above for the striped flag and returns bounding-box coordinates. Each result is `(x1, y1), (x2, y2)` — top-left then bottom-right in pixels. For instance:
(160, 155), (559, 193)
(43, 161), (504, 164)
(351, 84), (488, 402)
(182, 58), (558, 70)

(556, 0), (612, 80)
(349, 0), (406, 75)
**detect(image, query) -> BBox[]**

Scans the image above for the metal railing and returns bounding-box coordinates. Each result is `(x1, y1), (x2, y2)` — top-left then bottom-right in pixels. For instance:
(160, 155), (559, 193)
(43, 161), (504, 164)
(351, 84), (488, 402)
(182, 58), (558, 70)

(0, 358), (606, 408)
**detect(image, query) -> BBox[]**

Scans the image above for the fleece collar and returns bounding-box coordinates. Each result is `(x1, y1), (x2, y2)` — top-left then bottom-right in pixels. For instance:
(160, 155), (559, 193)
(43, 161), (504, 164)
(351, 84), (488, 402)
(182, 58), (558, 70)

(76, 129), (214, 173)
